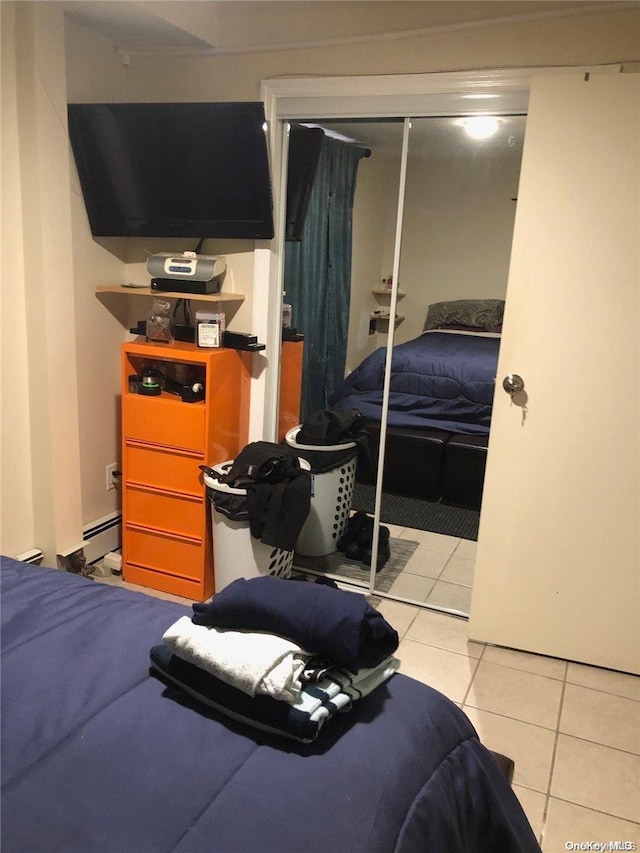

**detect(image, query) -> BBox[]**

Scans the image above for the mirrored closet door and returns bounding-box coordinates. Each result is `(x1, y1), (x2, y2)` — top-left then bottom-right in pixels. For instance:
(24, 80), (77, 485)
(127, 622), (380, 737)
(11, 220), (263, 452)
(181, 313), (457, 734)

(281, 118), (404, 591)
(372, 114), (526, 610)
(280, 111), (526, 616)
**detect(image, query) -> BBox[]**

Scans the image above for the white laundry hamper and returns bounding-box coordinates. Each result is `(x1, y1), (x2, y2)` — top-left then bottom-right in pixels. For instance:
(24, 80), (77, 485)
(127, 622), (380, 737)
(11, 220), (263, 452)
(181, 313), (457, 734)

(205, 459), (310, 592)
(285, 427), (358, 558)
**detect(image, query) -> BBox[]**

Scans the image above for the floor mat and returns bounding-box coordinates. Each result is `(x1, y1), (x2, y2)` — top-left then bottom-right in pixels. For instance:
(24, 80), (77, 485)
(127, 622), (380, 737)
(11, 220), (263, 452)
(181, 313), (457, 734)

(352, 484), (479, 541)
(294, 538), (418, 593)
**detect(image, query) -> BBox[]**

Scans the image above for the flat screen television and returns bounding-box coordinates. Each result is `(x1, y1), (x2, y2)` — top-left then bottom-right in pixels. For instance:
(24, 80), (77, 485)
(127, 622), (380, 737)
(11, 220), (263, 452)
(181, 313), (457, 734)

(67, 102), (274, 239)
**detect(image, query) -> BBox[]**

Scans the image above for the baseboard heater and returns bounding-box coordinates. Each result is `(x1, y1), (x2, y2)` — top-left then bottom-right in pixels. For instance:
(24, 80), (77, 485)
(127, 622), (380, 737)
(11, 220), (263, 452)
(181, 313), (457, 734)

(14, 548), (44, 565)
(83, 512), (122, 565)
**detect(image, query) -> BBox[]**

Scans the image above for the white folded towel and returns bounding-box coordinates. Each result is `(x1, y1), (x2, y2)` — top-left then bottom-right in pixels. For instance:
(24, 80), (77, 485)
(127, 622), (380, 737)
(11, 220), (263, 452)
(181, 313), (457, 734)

(162, 616), (309, 701)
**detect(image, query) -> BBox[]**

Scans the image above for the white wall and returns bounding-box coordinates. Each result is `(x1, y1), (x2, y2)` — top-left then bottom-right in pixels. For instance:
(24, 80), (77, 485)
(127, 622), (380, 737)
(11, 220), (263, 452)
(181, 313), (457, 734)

(1, 1), (84, 563)
(347, 148), (402, 373)
(396, 125), (523, 346)
(345, 117), (522, 369)
(123, 6), (640, 100)
(1, 2), (35, 556)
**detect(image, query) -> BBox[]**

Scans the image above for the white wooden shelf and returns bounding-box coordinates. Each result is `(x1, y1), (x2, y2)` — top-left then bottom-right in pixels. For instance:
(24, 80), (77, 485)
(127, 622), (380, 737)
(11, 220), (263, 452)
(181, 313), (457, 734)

(371, 288), (406, 298)
(96, 285), (245, 304)
(370, 312), (404, 323)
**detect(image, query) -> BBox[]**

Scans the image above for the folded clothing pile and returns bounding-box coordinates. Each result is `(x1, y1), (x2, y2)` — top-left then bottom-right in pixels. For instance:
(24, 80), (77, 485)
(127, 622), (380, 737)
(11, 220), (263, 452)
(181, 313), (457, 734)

(150, 575), (400, 743)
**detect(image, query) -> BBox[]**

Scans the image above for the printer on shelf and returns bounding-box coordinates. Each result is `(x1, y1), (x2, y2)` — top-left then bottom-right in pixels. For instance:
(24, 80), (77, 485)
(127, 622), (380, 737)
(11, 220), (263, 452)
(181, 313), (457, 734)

(147, 252), (226, 295)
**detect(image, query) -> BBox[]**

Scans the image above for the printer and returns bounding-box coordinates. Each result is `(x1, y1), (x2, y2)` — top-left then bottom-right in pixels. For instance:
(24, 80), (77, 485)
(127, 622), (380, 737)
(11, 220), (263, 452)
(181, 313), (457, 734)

(147, 252), (226, 295)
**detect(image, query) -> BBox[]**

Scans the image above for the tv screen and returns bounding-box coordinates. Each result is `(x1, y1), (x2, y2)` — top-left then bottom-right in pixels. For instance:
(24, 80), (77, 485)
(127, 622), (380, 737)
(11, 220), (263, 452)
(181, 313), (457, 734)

(67, 102), (274, 239)
(286, 124), (324, 241)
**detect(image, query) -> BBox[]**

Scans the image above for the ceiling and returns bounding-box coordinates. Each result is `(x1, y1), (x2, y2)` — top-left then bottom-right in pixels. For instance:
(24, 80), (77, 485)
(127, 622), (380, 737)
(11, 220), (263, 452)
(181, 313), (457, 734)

(55, 1), (627, 56)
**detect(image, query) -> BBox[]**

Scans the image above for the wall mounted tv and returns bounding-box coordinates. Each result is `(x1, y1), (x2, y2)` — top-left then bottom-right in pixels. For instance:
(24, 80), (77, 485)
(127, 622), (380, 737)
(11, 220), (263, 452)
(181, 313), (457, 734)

(67, 102), (274, 239)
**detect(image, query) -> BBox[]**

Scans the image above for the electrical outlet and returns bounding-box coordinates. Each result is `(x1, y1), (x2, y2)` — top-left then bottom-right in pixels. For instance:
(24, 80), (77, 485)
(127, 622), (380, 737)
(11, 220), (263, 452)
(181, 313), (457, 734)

(106, 463), (119, 492)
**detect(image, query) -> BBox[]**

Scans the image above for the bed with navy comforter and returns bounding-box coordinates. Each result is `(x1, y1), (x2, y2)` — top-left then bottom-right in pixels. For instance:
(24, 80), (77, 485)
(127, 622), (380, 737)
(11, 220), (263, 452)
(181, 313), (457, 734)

(1, 556), (540, 853)
(330, 330), (500, 435)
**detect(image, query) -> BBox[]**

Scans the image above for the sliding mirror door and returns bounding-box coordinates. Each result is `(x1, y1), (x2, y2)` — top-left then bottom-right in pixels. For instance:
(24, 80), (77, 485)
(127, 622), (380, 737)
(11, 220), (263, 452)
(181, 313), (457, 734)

(283, 119), (405, 589)
(372, 114), (526, 610)
(279, 110), (525, 611)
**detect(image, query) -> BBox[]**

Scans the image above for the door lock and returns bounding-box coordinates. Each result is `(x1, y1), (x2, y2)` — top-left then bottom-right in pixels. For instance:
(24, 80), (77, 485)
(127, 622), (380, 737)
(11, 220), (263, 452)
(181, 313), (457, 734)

(502, 374), (525, 397)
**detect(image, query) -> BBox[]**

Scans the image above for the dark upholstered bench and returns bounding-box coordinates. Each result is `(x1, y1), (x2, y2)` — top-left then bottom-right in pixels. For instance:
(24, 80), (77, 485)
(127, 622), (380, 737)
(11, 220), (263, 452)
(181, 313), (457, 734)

(442, 433), (489, 509)
(358, 424), (451, 499)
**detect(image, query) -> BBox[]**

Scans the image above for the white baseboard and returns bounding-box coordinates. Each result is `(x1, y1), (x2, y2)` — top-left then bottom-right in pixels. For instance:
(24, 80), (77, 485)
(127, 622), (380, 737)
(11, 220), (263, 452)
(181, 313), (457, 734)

(83, 512), (122, 564)
(14, 548), (44, 565)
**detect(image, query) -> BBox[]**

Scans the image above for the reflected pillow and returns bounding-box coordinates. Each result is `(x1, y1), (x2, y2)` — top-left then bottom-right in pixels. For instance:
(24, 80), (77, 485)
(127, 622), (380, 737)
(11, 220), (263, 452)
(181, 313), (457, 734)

(424, 299), (505, 333)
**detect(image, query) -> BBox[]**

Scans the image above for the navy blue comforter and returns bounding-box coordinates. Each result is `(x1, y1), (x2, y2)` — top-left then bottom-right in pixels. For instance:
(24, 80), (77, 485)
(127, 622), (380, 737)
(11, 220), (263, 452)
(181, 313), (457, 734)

(330, 331), (500, 434)
(1, 557), (539, 853)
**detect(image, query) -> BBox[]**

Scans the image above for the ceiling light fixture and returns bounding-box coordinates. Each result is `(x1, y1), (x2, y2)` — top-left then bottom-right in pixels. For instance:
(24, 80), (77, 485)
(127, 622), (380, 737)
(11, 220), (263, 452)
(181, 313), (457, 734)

(461, 116), (500, 140)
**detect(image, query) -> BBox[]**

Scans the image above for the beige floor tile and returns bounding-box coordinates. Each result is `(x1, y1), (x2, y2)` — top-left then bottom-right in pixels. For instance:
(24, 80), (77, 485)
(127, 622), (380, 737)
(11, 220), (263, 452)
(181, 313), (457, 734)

(386, 523), (407, 539)
(483, 645), (567, 680)
(388, 571), (436, 601)
(567, 662), (640, 701)
(439, 555), (474, 586)
(512, 785), (546, 843)
(560, 683), (640, 754)
(403, 548), (449, 578)
(454, 538), (478, 560)
(405, 608), (483, 658)
(463, 706), (556, 792)
(397, 638), (478, 703)
(374, 597), (420, 639)
(542, 797), (640, 852)
(424, 580), (473, 613)
(406, 529), (460, 554)
(466, 661), (563, 729)
(551, 734), (640, 822)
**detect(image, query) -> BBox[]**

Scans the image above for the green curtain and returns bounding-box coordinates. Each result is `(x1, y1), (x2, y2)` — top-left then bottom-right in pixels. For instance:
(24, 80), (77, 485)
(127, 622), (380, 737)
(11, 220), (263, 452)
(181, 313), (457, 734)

(284, 135), (365, 419)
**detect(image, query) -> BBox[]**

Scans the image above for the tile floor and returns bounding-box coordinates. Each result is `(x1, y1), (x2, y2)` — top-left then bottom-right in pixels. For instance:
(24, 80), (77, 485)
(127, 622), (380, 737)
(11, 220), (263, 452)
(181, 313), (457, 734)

(96, 527), (640, 851)
(385, 523), (476, 612)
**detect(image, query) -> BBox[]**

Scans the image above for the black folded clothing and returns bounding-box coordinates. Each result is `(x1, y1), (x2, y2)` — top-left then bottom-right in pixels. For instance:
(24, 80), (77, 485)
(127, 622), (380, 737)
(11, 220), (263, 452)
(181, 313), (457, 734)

(212, 442), (311, 552)
(192, 575), (399, 675)
(297, 409), (366, 446)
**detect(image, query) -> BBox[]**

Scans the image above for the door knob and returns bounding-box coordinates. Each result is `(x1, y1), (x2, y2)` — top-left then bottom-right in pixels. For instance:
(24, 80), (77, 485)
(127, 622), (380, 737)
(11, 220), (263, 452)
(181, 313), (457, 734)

(502, 374), (525, 396)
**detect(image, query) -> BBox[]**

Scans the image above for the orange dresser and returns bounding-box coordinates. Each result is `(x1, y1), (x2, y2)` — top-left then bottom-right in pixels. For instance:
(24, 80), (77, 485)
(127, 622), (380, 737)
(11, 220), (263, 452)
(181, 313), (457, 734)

(278, 339), (304, 443)
(121, 340), (250, 600)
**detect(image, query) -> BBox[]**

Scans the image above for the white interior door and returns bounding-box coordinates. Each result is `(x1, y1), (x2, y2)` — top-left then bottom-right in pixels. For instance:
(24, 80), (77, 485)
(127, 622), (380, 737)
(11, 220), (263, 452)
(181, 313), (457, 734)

(469, 72), (639, 675)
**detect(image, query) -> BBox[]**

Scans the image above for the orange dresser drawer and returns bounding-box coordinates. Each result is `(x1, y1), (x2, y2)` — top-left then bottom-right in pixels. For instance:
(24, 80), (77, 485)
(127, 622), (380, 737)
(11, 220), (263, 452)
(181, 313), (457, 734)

(126, 485), (204, 539)
(125, 441), (204, 495)
(124, 525), (203, 581)
(123, 562), (207, 600)
(123, 395), (205, 450)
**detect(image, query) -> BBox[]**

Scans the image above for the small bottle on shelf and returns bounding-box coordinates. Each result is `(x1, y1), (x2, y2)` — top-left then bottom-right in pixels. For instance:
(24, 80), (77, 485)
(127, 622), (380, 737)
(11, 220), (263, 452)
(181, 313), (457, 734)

(282, 292), (292, 329)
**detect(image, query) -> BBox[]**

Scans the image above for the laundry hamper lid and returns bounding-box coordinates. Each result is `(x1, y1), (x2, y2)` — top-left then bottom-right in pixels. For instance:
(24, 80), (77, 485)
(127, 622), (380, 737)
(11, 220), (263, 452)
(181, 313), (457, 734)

(285, 426), (356, 452)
